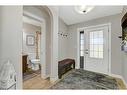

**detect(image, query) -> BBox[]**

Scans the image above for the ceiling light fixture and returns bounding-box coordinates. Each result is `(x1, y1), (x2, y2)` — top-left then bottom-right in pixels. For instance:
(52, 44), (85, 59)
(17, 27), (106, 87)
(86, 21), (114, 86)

(75, 6), (94, 14)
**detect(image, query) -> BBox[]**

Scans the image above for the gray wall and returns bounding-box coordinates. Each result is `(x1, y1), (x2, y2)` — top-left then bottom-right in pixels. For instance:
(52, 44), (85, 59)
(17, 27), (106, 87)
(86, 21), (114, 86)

(0, 6), (2, 70)
(0, 6), (58, 88)
(58, 18), (68, 60)
(67, 14), (123, 76)
(0, 6), (52, 89)
(23, 23), (41, 59)
(0, 6), (23, 89)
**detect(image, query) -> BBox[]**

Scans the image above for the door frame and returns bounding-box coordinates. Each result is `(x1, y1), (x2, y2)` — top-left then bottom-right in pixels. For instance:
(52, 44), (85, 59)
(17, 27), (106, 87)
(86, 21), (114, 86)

(23, 10), (47, 79)
(77, 23), (111, 74)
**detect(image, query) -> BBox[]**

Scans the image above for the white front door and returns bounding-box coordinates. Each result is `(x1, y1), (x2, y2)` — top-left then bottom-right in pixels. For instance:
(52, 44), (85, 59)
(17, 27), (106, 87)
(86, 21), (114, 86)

(84, 25), (109, 74)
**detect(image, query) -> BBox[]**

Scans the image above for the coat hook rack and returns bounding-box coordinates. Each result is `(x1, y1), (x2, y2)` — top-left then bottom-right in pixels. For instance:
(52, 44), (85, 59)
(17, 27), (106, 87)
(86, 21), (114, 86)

(58, 31), (68, 37)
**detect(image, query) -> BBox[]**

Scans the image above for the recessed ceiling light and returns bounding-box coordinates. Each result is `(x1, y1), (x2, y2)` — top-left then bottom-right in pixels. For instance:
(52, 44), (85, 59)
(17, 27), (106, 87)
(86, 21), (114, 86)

(75, 6), (94, 14)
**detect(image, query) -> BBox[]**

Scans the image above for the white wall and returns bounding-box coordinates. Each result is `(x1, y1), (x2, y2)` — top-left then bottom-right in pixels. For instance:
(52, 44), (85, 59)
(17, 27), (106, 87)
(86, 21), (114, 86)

(67, 14), (123, 76)
(0, 6), (23, 89)
(58, 18), (68, 60)
(48, 6), (59, 81)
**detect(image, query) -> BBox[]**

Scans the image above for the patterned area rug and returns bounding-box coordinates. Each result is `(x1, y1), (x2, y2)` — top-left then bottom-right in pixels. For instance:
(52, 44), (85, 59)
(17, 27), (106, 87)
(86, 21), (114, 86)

(51, 69), (119, 89)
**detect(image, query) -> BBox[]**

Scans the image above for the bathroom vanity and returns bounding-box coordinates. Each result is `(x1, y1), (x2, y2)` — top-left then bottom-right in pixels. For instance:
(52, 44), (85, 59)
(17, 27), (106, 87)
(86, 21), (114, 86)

(22, 55), (28, 74)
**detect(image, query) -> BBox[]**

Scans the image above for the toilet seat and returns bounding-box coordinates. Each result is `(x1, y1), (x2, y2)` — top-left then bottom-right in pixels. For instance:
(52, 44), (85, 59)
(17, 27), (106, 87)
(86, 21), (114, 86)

(31, 59), (40, 64)
(30, 59), (40, 71)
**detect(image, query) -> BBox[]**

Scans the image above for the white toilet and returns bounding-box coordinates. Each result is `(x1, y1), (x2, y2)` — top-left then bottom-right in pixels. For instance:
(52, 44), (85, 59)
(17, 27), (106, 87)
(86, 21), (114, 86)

(28, 53), (40, 71)
(31, 59), (40, 71)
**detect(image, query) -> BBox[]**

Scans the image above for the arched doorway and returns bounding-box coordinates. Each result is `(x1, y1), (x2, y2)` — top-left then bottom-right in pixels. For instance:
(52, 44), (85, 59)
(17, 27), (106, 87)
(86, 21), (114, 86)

(22, 6), (58, 89)
(43, 6), (59, 82)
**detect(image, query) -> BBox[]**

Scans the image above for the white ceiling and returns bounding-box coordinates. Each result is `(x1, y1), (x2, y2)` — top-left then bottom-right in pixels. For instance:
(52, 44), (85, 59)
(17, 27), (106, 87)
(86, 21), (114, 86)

(59, 6), (123, 25)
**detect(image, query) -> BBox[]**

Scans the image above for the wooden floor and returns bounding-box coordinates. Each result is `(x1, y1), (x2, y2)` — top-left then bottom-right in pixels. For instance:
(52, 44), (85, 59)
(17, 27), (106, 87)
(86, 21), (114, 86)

(23, 71), (127, 89)
(23, 74), (53, 89)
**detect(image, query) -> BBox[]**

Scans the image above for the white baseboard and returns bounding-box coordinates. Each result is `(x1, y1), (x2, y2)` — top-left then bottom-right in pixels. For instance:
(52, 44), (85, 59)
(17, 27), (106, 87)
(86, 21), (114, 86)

(41, 74), (58, 83)
(41, 74), (50, 79)
(108, 73), (127, 88)
(50, 76), (58, 83)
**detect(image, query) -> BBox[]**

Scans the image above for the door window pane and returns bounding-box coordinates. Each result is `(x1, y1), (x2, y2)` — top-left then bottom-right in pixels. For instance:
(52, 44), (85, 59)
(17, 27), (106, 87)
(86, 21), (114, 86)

(89, 30), (103, 58)
(93, 38), (99, 44)
(98, 38), (103, 44)
(94, 51), (98, 58)
(98, 52), (103, 58)
(80, 39), (84, 45)
(80, 45), (84, 50)
(94, 45), (98, 51)
(93, 31), (98, 38)
(90, 39), (94, 44)
(80, 34), (84, 40)
(80, 32), (84, 56)
(98, 45), (103, 52)
(90, 32), (94, 39)
(80, 50), (84, 56)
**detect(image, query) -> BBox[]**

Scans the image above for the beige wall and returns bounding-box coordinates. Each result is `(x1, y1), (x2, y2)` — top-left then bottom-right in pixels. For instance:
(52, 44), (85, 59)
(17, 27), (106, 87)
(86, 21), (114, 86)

(67, 14), (123, 76)
(58, 18), (68, 61)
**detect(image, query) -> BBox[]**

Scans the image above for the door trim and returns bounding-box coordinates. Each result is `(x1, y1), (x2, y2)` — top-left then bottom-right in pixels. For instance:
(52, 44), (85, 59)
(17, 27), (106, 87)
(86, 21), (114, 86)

(77, 23), (111, 74)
